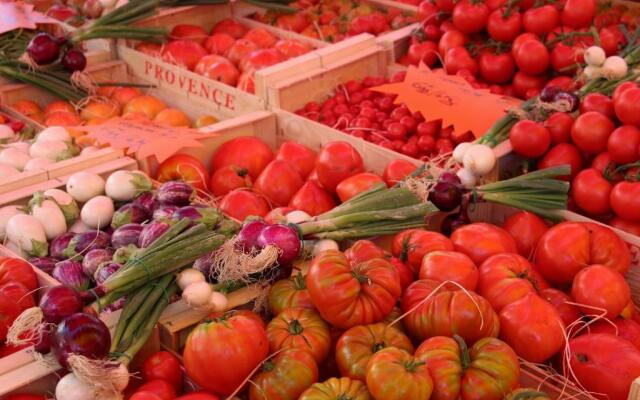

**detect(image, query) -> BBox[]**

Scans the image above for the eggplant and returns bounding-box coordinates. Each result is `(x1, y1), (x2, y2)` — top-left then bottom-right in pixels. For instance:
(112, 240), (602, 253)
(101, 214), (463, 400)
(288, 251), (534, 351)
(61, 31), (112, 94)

(28, 256), (58, 275)
(156, 181), (195, 206)
(132, 191), (155, 213)
(63, 230), (111, 260)
(111, 223), (144, 249)
(82, 248), (114, 276)
(138, 221), (171, 248)
(52, 260), (90, 291)
(111, 203), (150, 229)
(153, 205), (177, 220)
(173, 206), (221, 228)
(113, 244), (139, 264)
(50, 232), (76, 260)
(94, 262), (122, 285)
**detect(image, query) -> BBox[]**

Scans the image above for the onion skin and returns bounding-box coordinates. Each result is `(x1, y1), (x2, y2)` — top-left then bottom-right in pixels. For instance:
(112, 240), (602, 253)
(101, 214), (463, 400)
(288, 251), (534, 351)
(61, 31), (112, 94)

(26, 33), (60, 65)
(51, 312), (111, 369)
(256, 224), (301, 265)
(428, 181), (463, 212)
(63, 230), (111, 260)
(138, 221), (171, 248)
(53, 261), (90, 292)
(82, 248), (114, 276)
(236, 219), (268, 252)
(50, 232), (76, 260)
(156, 181), (195, 206)
(29, 256), (58, 275)
(39, 286), (84, 324)
(111, 223), (144, 249)
(111, 203), (150, 228)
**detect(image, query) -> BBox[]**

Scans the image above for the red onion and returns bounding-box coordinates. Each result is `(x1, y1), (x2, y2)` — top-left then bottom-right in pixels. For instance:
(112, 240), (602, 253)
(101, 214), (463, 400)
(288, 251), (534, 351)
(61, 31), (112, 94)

(51, 313), (111, 369)
(39, 286), (83, 324)
(428, 181), (463, 212)
(236, 219), (268, 252)
(193, 252), (215, 278)
(439, 171), (462, 185)
(61, 49), (86, 72)
(256, 224), (301, 265)
(440, 211), (470, 236)
(26, 33), (61, 65)
(111, 203), (150, 228)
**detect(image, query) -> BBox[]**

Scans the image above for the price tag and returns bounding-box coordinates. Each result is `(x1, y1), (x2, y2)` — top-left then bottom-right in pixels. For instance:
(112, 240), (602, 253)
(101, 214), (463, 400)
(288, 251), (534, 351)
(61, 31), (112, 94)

(0, 2), (56, 35)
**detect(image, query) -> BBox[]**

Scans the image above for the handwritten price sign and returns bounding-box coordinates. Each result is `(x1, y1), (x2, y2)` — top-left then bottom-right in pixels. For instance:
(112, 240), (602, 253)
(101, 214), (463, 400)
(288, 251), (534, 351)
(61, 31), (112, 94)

(371, 66), (522, 138)
(0, 2), (56, 35)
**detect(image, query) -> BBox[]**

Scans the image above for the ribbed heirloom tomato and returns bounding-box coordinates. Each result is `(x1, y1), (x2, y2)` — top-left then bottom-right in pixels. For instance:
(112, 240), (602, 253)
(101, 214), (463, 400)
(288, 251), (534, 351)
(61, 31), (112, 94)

(335, 323), (414, 381)
(450, 223), (517, 265)
(266, 307), (331, 363)
(419, 251), (478, 291)
(502, 211), (549, 258)
(268, 272), (314, 315)
(416, 336), (520, 400)
(366, 347), (434, 400)
(392, 229), (454, 273)
(298, 377), (372, 400)
(504, 389), (550, 400)
(0, 257), (38, 291)
(249, 348), (319, 400)
(540, 288), (581, 326)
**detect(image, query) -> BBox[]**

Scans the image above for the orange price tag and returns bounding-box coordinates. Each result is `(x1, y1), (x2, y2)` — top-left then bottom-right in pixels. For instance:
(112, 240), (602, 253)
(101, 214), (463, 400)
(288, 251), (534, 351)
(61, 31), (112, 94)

(0, 2), (56, 35)
(371, 66), (522, 138)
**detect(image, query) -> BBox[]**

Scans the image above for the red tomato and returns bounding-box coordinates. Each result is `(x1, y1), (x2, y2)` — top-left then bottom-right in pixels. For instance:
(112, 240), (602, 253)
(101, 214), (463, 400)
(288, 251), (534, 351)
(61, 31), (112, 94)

(219, 189), (270, 221)
(249, 348), (319, 400)
(389, 257), (414, 294)
(438, 30), (468, 57)
(509, 120), (551, 158)
(550, 43), (578, 74)
(211, 18), (248, 39)
(226, 39), (260, 65)
(613, 82), (638, 103)
(0, 293), (23, 343)
(572, 264), (630, 318)
(3, 395), (47, 400)
(608, 125), (640, 164)
(209, 165), (251, 197)
(499, 293), (565, 362)
(266, 308), (330, 363)
(203, 62), (240, 86)
(546, 76), (576, 92)
(336, 173), (384, 202)
(170, 24), (208, 45)
(544, 112), (574, 144)
(580, 93), (615, 119)
(383, 159), (416, 186)
(615, 88), (640, 127)
(391, 229), (454, 273)
(175, 393), (220, 400)
(513, 40), (550, 75)
(156, 154), (210, 192)
(211, 136), (274, 180)
(136, 380), (177, 400)
(452, 0), (489, 34)
(315, 141), (364, 193)
(540, 288), (581, 326)
(444, 47), (478, 76)
(561, 0), (596, 28)
(591, 152), (622, 182)
(142, 351), (183, 392)
(502, 211), (550, 258)
(239, 48), (285, 72)
(511, 33), (540, 55)
(567, 334), (640, 400)
(289, 181), (336, 217)
(571, 111), (615, 154)
(161, 40), (207, 71)
(366, 347), (434, 400)
(253, 160), (303, 207)
(572, 168), (613, 216)
(275, 141), (316, 180)
(0, 282), (35, 311)
(535, 221), (631, 285)
(243, 28), (278, 49)
(184, 310), (269, 395)
(274, 39), (311, 59)
(268, 272), (315, 315)
(487, 9), (522, 42)
(203, 33), (235, 55)
(611, 182), (640, 222)
(599, 26), (626, 56)
(523, 5), (559, 35)
(589, 319), (640, 350)
(344, 240), (386, 264)
(0, 258), (38, 292)
(130, 393), (164, 400)
(512, 71), (547, 99)
(450, 223), (518, 265)
(407, 41), (439, 67)
(610, 217), (640, 236)
(478, 51), (516, 84)
(419, 250), (478, 290)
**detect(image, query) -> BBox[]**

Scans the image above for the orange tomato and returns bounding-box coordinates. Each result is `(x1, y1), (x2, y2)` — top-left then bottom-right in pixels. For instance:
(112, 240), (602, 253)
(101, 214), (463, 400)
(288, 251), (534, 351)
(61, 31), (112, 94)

(123, 95), (167, 119)
(154, 108), (192, 127)
(419, 250), (478, 290)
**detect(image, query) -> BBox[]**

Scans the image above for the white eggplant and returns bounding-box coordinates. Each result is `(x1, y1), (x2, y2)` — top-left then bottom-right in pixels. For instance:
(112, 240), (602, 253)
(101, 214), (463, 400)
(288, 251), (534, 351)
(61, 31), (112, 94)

(5, 141), (30, 154)
(36, 126), (71, 143)
(29, 140), (77, 161)
(0, 205), (25, 240)
(81, 195), (114, 229)
(0, 125), (15, 143)
(0, 147), (31, 171)
(69, 219), (91, 233)
(24, 157), (54, 171)
(6, 214), (48, 257)
(66, 172), (105, 203)
(105, 170), (153, 201)
(44, 188), (80, 224)
(29, 192), (67, 240)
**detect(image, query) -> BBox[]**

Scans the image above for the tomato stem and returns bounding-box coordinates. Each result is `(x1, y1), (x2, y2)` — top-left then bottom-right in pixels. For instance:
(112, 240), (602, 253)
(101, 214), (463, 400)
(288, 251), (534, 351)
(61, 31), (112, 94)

(292, 272), (307, 290)
(288, 318), (304, 335)
(403, 359), (426, 373)
(453, 335), (472, 371)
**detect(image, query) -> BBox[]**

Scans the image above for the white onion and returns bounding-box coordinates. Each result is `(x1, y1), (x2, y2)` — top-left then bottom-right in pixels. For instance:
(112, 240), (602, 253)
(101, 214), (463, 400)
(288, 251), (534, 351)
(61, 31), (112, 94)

(36, 126), (71, 143)
(584, 46), (606, 67)
(183, 282), (212, 307)
(207, 291), (229, 312)
(0, 125), (15, 142)
(583, 65), (603, 81)
(286, 210), (312, 224)
(456, 167), (477, 189)
(452, 142), (473, 163)
(462, 144), (496, 176)
(602, 56), (628, 80)
(314, 239), (339, 256)
(111, 363), (130, 392)
(177, 268), (206, 290)
(24, 157), (54, 171)
(56, 373), (94, 400)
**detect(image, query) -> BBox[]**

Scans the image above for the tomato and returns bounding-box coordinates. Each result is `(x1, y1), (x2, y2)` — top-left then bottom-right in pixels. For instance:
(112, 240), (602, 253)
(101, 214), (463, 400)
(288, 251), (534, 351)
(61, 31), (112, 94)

(219, 189), (270, 221)
(487, 9), (522, 43)
(335, 323), (413, 381)
(336, 173), (385, 202)
(402, 279), (499, 343)
(608, 125), (640, 164)
(391, 229), (454, 273)
(298, 377), (371, 400)
(249, 348), (318, 400)
(175, 392), (219, 400)
(268, 273), (314, 315)
(0, 293), (25, 343)
(3, 395), (48, 400)
(572, 168), (613, 216)
(275, 141), (316, 180)
(211, 18), (247, 39)
(599, 25), (626, 56)
(383, 159), (416, 186)
(416, 336), (520, 400)
(211, 136), (274, 180)
(504, 389), (550, 400)
(438, 30), (468, 57)
(561, 0), (596, 28)
(289, 181), (336, 216)
(613, 81), (638, 103)
(611, 182), (640, 222)
(203, 33), (235, 55)
(388, 257), (414, 294)
(0, 257), (38, 291)
(589, 319), (640, 350)
(512, 71), (547, 99)
(170, 24), (208, 45)
(610, 217), (640, 236)
(534, 221), (631, 285)
(502, 211), (549, 258)
(450, 223), (517, 265)
(366, 347), (433, 400)
(184, 310), (268, 395)
(546, 76), (576, 92)
(538, 143), (583, 181)
(315, 141), (364, 193)
(142, 351), (183, 392)
(131, 393), (164, 400)
(567, 333), (640, 400)
(444, 47), (478, 76)
(156, 154), (210, 192)
(544, 112), (573, 144)
(509, 120), (551, 158)
(571, 111), (615, 154)
(580, 93), (615, 119)
(306, 249), (401, 329)
(0, 282), (35, 311)
(523, 5), (559, 35)
(452, 0), (489, 34)
(344, 240), (386, 264)
(253, 160), (303, 207)
(540, 287), (581, 326)
(513, 40), (550, 75)
(478, 51), (515, 84)
(407, 41), (439, 67)
(135, 380), (177, 400)
(511, 33), (540, 55)
(266, 307), (330, 363)
(209, 165), (251, 197)
(419, 250), (478, 290)
(571, 264), (630, 318)
(550, 43), (578, 74)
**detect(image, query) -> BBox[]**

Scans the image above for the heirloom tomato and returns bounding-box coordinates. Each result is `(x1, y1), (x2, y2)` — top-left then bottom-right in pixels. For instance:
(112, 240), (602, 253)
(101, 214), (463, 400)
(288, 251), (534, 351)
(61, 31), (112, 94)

(366, 347), (434, 400)
(175, 393), (220, 400)
(183, 310), (269, 395)
(502, 211), (549, 258)
(268, 272), (314, 315)
(315, 141), (365, 193)
(298, 377), (372, 400)
(306, 250), (401, 329)
(499, 293), (565, 362)
(344, 240), (386, 264)
(275, 141), (317, 180)
(392, 229), (454, 273)
(450, 223), (517, 265)
(266, 307), (331, 363)
(0, 294), (21, 342)
(571, 264), (630, 319)
(416, 336), (520, 400)
(419, 250), (478, 291)
(401, 279), (499, 343)
(504, 389), (550, 400)
(0, 282), (35, 310)
(156, 154), (210, 192)
(249, 348), (319, 400)
(572, 168), (613, 215)
(219, 190), (270, 221)
(611, 182), (640, 222)
(289, 181), (336, 217)
(135, 380), (176, 400)
(540, 288), (581, 326)
(335, 323), (414, 381)
(211, 136), (274, 179)
(389, 257), (414, 294)
(0, 257), (38, 291)
(588, 319), (640, 350)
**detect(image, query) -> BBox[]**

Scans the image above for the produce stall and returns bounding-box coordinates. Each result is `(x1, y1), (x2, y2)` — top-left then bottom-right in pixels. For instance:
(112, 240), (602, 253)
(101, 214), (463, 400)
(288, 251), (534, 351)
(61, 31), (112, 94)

(2, 0), (640, 399)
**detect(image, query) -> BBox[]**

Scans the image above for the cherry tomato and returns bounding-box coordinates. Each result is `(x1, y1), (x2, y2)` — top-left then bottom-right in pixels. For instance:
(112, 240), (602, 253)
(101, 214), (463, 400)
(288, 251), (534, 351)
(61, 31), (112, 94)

(572, 264), (631, 318)
(445, 47), (478, 76)
(514, 40), (550, 75)
(611, 182), (640, 222)
(561, 0), (596, 28)
(544, 112), (573, 144)
(478, 51), (516, 84)
(523, 5), (560, 35)
(550, 44), (577, 75)
(538, 143), (583, 181)
(614, 87), (640, 127)
(580, 93), (615, 119)
(503, 211), (550, 259)
(512, 71), (547, 99)
(608, 126), (640, 164)
(142, 351), (183, 392)
(136, 380), (177, 400)
(407, 41), (439, 66)
(572, 168), (613, 215)
(438, 30), (468, 57)
(452, 0), (490, 34)
(509, 120), (551, 158)
(487, 9), (522, 43)
(571, 111), (616, 154)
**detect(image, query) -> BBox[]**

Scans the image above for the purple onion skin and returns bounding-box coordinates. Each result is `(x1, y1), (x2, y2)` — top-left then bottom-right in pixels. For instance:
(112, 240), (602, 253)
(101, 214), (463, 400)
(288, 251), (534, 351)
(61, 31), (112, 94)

(94, 262), (123, 285)
(428, 181), (463, 212)
(156, 181), (195, 206)
(82, 249), (114, 277)
(28, 257), (58, 275)
(173, 206), (220, 228)
(256, 224), (301, 265)
(111, 203), (150, 228)
(236, 219), (268, 252)
(50, 232), (76, 260)
(52, 261), (90, 292)
(35, 325), (53, 354)
(133, 191), (156, 213)
(138, 221), (171, 248)
(193, 252), (214, 278)
(439, 171), (462, 185)
(111, 223), (144, 249)
(554, 91), (579, 112)
(153, 205), (178, 220)
(52, 312), (111, 369)
(39, 286), (83, 324)
(540, 85), (561, 102)
(61, 49), (86, 72)
(64, 230), (111, 259)
(440, 212), (470, 237)
(26, 33), (60, 65)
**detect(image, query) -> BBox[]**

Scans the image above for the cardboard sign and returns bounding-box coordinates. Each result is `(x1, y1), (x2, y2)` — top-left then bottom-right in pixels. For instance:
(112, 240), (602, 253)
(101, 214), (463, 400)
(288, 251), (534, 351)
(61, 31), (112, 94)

(75, 116), (217, 163)
(0, 2), (55, 35)
(371, 66), (522, 138)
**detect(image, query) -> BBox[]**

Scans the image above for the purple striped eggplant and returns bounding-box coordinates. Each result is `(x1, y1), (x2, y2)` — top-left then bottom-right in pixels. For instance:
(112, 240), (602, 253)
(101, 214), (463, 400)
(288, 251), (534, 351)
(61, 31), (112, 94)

(138, 221), (171, 248)
(173, 206), (221, 228)
(49, 232), (76, 260)
(132, 191), (156, 213)
(28, 257), (58, 275)
(53, 260), (90, 291)
(111, 203), (150, 229)
(156, 181), (195, 206)
(63, 230), (111, 260)
(111, 223), (144, 249)
(82, 248), (114, 276)
(153, 205), (178, 220)
(94, 262), (123, 285)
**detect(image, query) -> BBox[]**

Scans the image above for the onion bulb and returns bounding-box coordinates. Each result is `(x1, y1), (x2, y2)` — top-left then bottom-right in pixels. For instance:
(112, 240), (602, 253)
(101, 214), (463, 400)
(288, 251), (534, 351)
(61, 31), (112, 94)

(285, 210), (312, 224)
(56, 373), (94, 400)
(177, 268), (206, 290)
(111, 363), (130, 392)
(584, 46), (606, 67)
(462, 144), (496, 176)
(182, 281), (212, 307)
(583, 65), (603, 81)
(456, 167), (477, 189)
(314, 239), (339, 256)
(452, 142), (473, 163)
(602, 56), (628, 80)
(207, 291), (228, 312)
